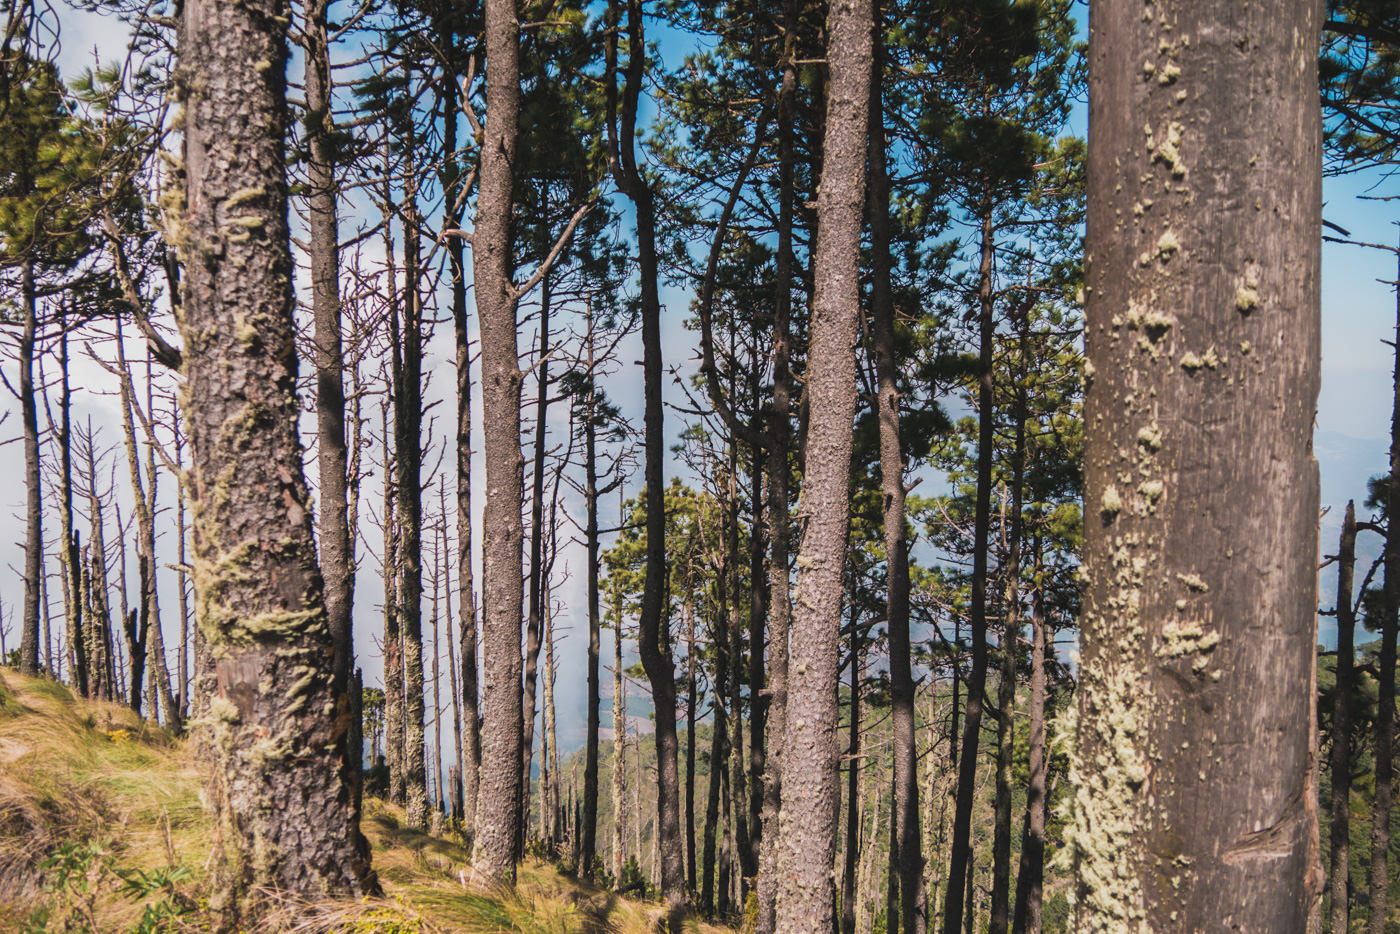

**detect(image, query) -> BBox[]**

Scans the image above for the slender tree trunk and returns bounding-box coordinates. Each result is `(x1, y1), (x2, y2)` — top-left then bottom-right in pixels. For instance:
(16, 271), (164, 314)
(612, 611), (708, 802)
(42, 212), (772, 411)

(55, 316), (87, 695)
(582, 318), (602, 880)
(440, 482), (464, 821)
(19, 259), (40, 676)
(522, 263), (553, 846)
(613, 563), (628, 881)
(686, 595), (698, 894)
(1011, 536), (1047, 934)
(381, 397), (405, 804)
(868, 21), (924, 931)
(1373, 243), (1400, 934)
(304, 0), (355, 732)
(992, 424), (1027, 934)
(606, 0), (683, 919)
(445, 15), (482, 844)
(115, 329), (179, 732)
(755, 4), (798, 927)
(703, 609), (729, 914)
(397, 152), (429, 830)
(841, 636), (862, 934)
(1074, 0), (1321, 927)
(471, 0), (525, 886)
(431, 529), (444, 815)
(544, 591), (561, 845)
(942, 201), (996, 934)
(175, 423), (191, 716)
(775, 0), (871, 927)
(173, 0), (378, 896)
(1330, 502), (1358, 934)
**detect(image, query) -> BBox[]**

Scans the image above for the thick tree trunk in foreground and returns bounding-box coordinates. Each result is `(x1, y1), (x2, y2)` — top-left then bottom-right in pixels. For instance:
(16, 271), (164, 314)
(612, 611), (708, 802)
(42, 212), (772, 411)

(471, 0), (525, 888)
(1330, 501), (1357, 934)
(774, 0), (871, 928)
(1074, 0), (1321, 928)
(174, 0), (377, 901)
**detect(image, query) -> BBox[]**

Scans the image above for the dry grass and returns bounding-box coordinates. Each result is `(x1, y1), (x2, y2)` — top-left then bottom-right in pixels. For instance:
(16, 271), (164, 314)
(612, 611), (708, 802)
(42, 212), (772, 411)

(0, 669), (739, 934)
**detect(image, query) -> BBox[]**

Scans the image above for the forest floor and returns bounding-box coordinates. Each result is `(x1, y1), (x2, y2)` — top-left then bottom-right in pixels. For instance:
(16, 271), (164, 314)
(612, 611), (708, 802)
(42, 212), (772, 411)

(0, 669), (734, 934)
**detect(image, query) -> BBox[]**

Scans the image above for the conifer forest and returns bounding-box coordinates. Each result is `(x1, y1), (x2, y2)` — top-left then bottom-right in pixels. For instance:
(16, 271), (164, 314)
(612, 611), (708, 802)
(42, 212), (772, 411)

(1, 0), (1399, 930)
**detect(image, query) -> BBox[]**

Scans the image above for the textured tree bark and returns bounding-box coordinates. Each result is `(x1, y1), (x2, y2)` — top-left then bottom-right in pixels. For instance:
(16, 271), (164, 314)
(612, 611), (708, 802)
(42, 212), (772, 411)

(991, 435), (1026, 934)
(840, 636), (862, 934)
(1372, 246), (1400, 934)
(582, 319), (602, 881)
(685, 595), (698, 893)
(381, 397), (405, 805)
(443, 11), (482, 843)
(606, 0), (684, 920)
(868, 18), (924, 932)
(1074, 0), (1321, 928)
(774, 0), (871, 928)
(702, 608), (729, 914)
(942, 200), (996, 934)
(1330, 502), (1358, 934)
(397, 155), (429, 830)
(1011, 537), (1047, 934)
(521, 265), (553, 846)
(303, 0), (354, 711)
(612, 566), (628, 880)
(19, 259), (40, 676)
(173, 0), (377, 902)
(115, 331), (180, 732)
(754, 4), (797, 928)
(55, 316), (86, 696)
(471, 0), (525, 887)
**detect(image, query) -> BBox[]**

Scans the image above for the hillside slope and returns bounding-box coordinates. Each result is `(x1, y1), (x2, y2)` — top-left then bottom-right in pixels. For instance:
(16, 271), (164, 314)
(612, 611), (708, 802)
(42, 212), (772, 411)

(0, 669), (733, 934)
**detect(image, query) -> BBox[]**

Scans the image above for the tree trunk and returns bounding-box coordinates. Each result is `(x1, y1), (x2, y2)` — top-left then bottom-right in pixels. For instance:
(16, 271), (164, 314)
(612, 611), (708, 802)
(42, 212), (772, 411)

(992, 419), (1027, 934)
(521, 263), (553, 846)
(304, 0), (355, 722)
(606, 0), (683, 920)
(869, 19), (924, 931)
(1372, 242), (1400, 934)
(702, 609), (729, 914)
(755, 3), (798, 927)
(1074, 0), (1321, 927)
(774, 0), (871, 927)
(1011, 536), (1047, 934)
(173, 0), (378, 898)
(841, 636), (862, 934)
(381, 397), (405, 804)
(613, 562), (629, 880)
(471, 0), (525, 887)
(397, 155), (429, 831)
(942, 199), (996, 934)
(115, 329), (180, 732)
(582, 318), (602, 880)
(686, 596), (698, 893)
(446, 15), (482, 843)
(54, 313), (86, 695)
(19, 259), (40, 676)
(1331, 502), (1358, 934)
